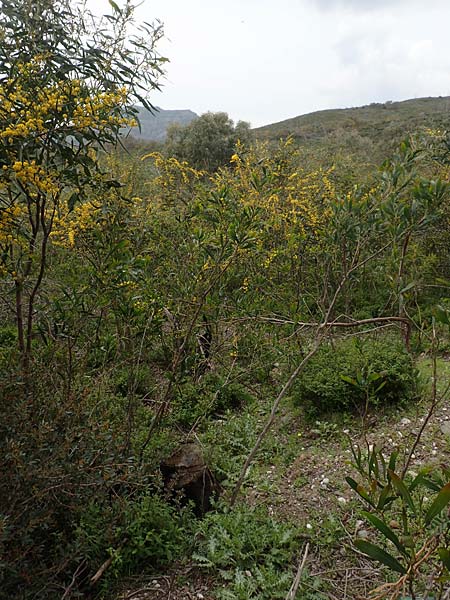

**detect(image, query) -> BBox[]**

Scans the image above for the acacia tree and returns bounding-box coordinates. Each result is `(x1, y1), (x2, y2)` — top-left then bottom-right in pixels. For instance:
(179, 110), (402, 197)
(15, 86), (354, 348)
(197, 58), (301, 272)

(165, 111), (251, 171)
(0, 0), (165, 368)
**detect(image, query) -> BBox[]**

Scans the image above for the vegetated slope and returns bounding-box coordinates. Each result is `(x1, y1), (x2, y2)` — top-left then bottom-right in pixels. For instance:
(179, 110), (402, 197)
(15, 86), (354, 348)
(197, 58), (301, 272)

(124, 106), (198, 141)
(254, 96), (450, 160)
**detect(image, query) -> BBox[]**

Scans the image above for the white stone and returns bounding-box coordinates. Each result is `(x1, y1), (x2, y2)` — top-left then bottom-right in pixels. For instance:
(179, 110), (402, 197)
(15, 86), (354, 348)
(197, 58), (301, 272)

(357, 529), (369, 539)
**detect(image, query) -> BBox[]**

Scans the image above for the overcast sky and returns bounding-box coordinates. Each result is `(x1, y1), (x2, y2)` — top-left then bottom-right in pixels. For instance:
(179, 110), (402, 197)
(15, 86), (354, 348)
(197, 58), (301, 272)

(92, 0), (450, 127)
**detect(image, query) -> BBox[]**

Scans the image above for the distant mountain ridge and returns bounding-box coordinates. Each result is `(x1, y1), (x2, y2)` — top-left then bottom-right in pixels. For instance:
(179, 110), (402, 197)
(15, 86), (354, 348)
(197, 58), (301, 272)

(124, 106), (198, 142)
(253, 96), (450, 160)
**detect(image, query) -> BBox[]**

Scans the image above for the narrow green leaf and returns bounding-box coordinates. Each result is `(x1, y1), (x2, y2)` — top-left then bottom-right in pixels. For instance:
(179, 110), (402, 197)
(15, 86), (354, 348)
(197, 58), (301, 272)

(355, 539), (406, 574)
(346, 477), (375, 507)
(388, 452), (398, 473)
(361, 511), (406, 555)
(425, 482), (450, 525)
(409, 472), (440, 493)
(377, 484), (394, 510)
(389, 470), (416, 513)
(369, 448), (380, 479)
(399, 282), (416, 294)
(109, 0), (121, 13)
(341, 374), (358, 386)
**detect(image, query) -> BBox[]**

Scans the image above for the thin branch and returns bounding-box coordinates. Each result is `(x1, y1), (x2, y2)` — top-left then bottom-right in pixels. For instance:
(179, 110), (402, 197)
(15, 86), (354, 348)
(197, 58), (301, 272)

(286, 542), (310, 600)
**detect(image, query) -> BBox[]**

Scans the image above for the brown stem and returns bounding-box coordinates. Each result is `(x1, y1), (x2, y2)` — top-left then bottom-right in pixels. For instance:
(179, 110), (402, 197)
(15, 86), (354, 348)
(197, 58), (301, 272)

(139, 248), (238, 461)
(15, 279), (25, 357)
(402, 321), (438, 477)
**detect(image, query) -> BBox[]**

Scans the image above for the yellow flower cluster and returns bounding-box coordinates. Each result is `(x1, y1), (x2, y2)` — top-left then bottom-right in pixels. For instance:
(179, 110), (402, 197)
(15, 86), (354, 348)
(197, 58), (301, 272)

(142, 153), (203, 205)
(52, 200), (100, 247)
(0, 204), (24, 245)
(0, 69), (132, 145)
(5, 161), (59, 194)
(71, 87), (131, 130)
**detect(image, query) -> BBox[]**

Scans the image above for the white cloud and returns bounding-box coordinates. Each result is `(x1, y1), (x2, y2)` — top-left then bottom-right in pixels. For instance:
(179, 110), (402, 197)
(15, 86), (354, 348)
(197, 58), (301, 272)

(87, 0), (450, 126)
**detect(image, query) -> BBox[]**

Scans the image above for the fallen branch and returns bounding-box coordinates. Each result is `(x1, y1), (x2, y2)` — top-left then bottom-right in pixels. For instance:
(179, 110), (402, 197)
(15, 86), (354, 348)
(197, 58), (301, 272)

(61, 560), (87, 599)
(90, 556), (114, 587)
(286, 542), (310, 600)
(90, 539), (127, 587)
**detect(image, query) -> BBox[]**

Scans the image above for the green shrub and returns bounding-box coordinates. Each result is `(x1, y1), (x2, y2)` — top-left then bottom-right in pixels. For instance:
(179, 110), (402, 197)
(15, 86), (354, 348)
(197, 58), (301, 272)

(75, 493), (194, 586)
(293, 336), (417, 415)
(173, 374), (254, 427)
(193, 504), (300, 600)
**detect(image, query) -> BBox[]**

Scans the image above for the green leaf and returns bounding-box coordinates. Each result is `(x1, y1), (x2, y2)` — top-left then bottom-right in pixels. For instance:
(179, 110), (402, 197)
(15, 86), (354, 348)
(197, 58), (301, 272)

(346, 477), (375, 507)
(409, 472), (440, 493)
(399, 282), (416, 294)
(68, 191), (80, 212)
(355, 540), (406, 574)
(377, 484), (395, 511)
(341, 375), (358, 386)
(425, 482), (450, 525)
(388, 470), (416, 513)
(361, 511), (406, 555)
(108, 0), (121, 13)
(438, 548), (450, 571)
(388, 452), (398, 473)
(369, 447), (380, 479)
(433, 305), (450, 326)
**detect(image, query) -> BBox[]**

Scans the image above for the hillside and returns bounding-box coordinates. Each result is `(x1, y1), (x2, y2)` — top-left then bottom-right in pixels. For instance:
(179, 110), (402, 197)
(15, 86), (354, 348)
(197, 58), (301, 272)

(254, 96), (450, 159)
(124, 106), (198, 141)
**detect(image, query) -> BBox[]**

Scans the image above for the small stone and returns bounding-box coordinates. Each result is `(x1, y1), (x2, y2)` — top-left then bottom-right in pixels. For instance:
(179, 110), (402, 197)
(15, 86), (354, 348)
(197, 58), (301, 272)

(306, 523), (313, 530)
(389, 520), (400, 529)
(440, 421), (450, 436)
(197, 594), (205, 599)
(400, 417), (411, 426)
(337, 496), (347, 505)
(357, 529), (369, 539)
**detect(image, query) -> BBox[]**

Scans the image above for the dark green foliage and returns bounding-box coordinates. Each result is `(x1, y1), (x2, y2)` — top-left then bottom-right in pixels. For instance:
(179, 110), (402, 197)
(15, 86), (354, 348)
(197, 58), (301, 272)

(193, 504), (303, 600)
(75, 493), (194, 585)
(293, 337), (417, 415)
(165, 111), (251, 171)
(173, 374), (255, 427)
